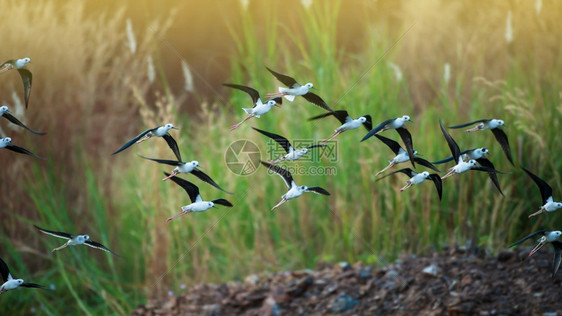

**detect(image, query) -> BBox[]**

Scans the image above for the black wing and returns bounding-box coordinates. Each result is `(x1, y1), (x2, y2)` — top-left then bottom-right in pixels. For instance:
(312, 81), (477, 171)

(428, 174), (443, 200)
(306, 144), (326, 150)
(377, 168), (417, 181)
(20, 283), (52, 290)
(308, 110), (348, 125)
(260, 161), (293, 189)
(439, 119), (461, 163)
(414, 157), (441, 173)
(522, 167), (553, 205)
(191, 168), (232, 194)
(470, 166), (508, 173)
(396, 127), (415, 167)
(305, 187), (331, 195)
(34, 225), (73, 240)
(162, 134), (182, 161)
(17, 68), (32, 109)
(509, 230), (548, 248)
(553, 242), (562, 279)
(448, 119), (489, 129)
(361, 118), (394, 142)
(302, 92), (333, 112)
(211, 198), (233, 207)
(362, 115), (373, 131)
(477, 158), (504, 196)
(166, 172), (200, 203)
(112, 128), (155, 155)
(2, 112), (45, 135)
(0, 59), (16, 68)
(252, 127), (292, 153)
(491, 128), (514, 165)
(0, 257), (10, 283)
(138, 155), (182, 166)
(5, 144), (42, 159)
(265, 67), (298, 88)
(84, 240), (122, 257)
(223, 83), (260, 105)
(374, 134), (403, 155)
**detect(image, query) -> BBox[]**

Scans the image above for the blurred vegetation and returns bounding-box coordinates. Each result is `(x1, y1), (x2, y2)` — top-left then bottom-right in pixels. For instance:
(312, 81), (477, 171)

(1, 0), (561, 314)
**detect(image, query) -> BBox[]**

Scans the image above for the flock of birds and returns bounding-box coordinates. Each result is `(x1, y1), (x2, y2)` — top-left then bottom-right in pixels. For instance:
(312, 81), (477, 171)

(0, 60), (560, 297)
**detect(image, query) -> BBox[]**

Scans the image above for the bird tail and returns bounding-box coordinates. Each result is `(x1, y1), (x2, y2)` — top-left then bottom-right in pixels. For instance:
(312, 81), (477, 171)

(242, 108), (253, 114)
(279, 88), (296, 101)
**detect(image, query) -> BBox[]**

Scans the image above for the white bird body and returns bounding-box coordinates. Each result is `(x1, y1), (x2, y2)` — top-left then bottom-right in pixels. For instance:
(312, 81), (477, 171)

(0, 138), (11, 149)
(336, 117), (367, 132)
(283, 181), (306, 200)
(181, 200), (214, 213)
(543, 197), (562, 213)
(278, 83), (313, 101)
(243, 99), (276, 117)
(1, 276), (23, 292)
(388, 115), (411, 129)
(175, 161), (199, 174)
(14, 58), (31, 69)
(391, 149), (417, 164)
(154, 124), (175, 137)
(65, 235), (89, 246)
(451, 158), (476, 174)
(408, 172), (430, 185)
(284, 148), (308, 161)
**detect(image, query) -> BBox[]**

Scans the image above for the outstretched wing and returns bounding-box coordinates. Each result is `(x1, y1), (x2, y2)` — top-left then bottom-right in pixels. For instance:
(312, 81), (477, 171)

(211, 198), (234, 207)
(374, 134), (403, 155)
(166, 172), (201, 203)
(522, 167), (553, 205)
(112, 128), (155, 155)
(5, 144), (42, 159)
(305, 187), (331, 195)
(162, 134), (181, 161)
(252, 127), (292, 153)
(84, 240), (122, 257)
(509, 230), (547, 248)
(223, 83), (261, 104)
(2, 112), (45, 135)
(17, 68), (32, 109)
(308, 110), (348, 125)
(428, 174), (443, 200)
(491, 128), (514, 165)
(20, 283), (52, 290)
(302, 92), (333, 112)
(191, 168), (232, 194)
(0, 257), (10, 283)
(34, 225), (74, 240)
(265, 67), (298, 87)
(477, 158), (504, 196)
(361, 118), (394, 142)
(260, 161), (293, 189)
(553, 242), (562, 279)
(439, 119), (461, 163)
(377, 168), (416, 181)
(396, 127), (415, 168)
(448, 119), (489, 129)
(138, 155), (182, 166)
(414, 158), (441, 173)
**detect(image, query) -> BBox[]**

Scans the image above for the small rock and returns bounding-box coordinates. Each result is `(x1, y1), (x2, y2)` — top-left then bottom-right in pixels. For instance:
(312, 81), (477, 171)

(330, 294), (359, 313)
(359, 266), (372, 279)
(244, 274), (259, 285)
(386, 269), (399, 280)
(423, 264), (439, 277)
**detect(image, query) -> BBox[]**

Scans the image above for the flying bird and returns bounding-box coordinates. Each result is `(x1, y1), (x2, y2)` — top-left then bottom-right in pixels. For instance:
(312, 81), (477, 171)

(139, 155), (231, 193)
(112, 123), (181, 160)
(308, 110), (372, 143)
(223, 83), (282, 131)
(252, 127), (325, 164)
(260, 161), (330, 210)
(433, 147), (504, 195)
(34, 225), (121, 257)
(377, 168), (442, 200)
(0, 105), (45, 135)
(448, 119), (513, 165)
(438, 120), (505, 183)
(373, 134), (439, 176)
(510, 230), (561, 279)
(0, 137), (42, 159)
(361, 115), (415, 167)
(264, 67), (332, 112)
(0, 257), (51, 294)
(0, 58), (32, 109)
(522, 167), (562, 218)
(165, 172), (233, 223)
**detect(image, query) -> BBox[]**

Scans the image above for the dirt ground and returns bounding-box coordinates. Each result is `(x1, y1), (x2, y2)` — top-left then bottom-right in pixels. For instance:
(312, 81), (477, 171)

(132, 246), (562, 315)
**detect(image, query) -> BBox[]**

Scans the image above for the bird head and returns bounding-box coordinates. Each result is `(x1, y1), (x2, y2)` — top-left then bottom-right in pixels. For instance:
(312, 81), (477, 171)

(0, 105), (8, 114)
(2, 138), (12, 145)
(300, 185), (308, 192)
(358, 116), (367, 123)
(304, 83), (314, 89)
(164, 123), (177, 130)
(267, 100), (278, 107)
(402, 115), (413, 123)
(208, 202), (215, 208)
(548, 231), (562, 242)
(467, 159), (477, 167)
(491, 119), (504, 127)
(421, 171), (430, 178)
(21, 58), (31, 63)
(16, 279), (24, 285)
(191, 161), (199, 167)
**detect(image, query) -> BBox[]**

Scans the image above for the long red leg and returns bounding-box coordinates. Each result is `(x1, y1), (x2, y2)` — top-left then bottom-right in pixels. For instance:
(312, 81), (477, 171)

(322, 131), (342, 143)
(162, 171), (179, 181)
(231, 115), (254, 131)
(376, 162), (395, 176)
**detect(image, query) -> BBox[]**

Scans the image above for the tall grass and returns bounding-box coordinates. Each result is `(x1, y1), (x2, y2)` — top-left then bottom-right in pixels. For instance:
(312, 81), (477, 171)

(1, 0), (562, 314)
